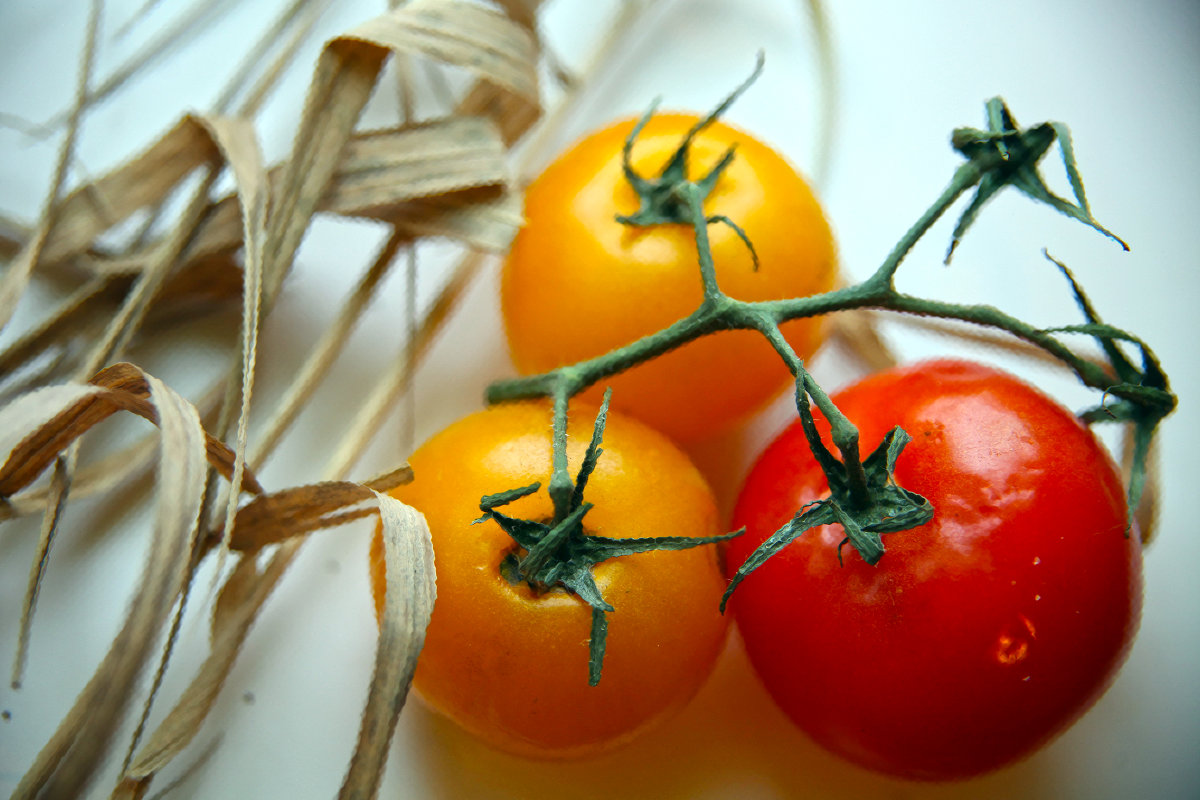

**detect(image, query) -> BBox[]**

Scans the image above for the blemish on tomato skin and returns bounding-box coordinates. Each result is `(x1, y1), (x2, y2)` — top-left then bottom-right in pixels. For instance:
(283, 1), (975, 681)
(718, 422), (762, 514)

(992, 614), (1037, 666)
(993, 633), (1029, 666)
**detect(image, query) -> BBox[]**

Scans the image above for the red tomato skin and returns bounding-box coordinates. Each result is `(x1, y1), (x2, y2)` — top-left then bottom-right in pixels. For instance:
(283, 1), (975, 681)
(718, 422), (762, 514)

(725, 360), (1142, 780)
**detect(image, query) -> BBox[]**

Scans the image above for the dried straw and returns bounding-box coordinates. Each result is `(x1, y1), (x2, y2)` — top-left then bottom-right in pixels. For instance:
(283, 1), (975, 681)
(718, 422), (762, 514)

(0, 1), (673, 797)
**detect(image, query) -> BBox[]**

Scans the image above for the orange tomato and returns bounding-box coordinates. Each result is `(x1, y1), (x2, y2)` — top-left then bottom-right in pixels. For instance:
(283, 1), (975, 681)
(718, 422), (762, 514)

(501, 112), (837, 442)
(370, 401), (729, 758)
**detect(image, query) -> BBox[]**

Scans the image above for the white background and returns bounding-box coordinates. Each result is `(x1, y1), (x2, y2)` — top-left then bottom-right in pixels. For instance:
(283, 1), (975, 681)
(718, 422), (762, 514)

(1, 0), (1198, 798)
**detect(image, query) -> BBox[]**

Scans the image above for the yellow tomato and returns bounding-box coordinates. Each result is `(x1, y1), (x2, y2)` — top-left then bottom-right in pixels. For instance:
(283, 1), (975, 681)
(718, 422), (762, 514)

(371, 401), (729, 758)
(502, 113), (837, 441)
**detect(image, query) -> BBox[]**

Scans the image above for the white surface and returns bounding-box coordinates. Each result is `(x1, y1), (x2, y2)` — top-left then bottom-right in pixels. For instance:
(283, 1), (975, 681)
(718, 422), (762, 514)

(1, 0), (1198, 798)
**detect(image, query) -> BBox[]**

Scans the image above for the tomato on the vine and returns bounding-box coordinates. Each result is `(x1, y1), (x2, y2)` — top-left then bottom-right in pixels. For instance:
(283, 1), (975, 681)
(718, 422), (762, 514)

(501, 112), (837, 442)
(371, 401), (729, 758)
(724, 359), (1142, 780)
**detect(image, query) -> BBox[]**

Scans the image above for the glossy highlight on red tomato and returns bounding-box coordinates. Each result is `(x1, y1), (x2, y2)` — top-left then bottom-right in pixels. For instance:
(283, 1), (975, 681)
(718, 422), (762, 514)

(371, 401), (729, 759)
(724, 359), (1142, 780)
(501, 113), (837, 442)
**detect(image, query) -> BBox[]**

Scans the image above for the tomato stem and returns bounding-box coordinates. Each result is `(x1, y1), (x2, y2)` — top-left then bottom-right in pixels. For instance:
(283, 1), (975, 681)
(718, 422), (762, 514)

(489, 90), (1174, 614)
(548, 388), (573, 521)
(681, 183), (724, 304)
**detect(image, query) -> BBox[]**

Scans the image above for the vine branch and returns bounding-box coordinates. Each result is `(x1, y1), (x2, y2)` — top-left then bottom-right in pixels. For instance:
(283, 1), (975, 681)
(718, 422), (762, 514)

(484, 90), (1175, 670)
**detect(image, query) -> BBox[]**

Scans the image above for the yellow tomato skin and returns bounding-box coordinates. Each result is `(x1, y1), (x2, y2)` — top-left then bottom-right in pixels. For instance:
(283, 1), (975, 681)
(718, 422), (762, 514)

(371, 401), (729, 758)
(501, 113), (837, 442)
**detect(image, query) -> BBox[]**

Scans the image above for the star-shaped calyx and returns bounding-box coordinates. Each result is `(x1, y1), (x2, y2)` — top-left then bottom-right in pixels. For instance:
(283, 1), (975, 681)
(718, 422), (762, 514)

(946, 97), (1128, 262)
(475, 392), (741, 686)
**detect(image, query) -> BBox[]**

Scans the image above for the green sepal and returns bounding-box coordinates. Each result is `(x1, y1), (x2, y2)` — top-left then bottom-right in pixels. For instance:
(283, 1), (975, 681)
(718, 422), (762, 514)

(945, 165), (1032, 262)
(985, 97), (1014, 161)
(580, 529), (743, 561)
(555, 570), (613, 687)
(720, 501), (835, 613)
(1078, 385), (1175, 424)
(792, 365), (934, 565)
(1121, 419), (1156, 539)
(1041, 251), (1171, 405)
(476, 397), (735, 685)
(477, 512), (546, 553)
(791, 373), (845, 484)
(558, 568), (613, 614)
(865, 423), (908, 471)
(519, 501), (593, 580)
(946, 99), (1127, 262)
(1077, 376), (1171, 536)
(1048, 120), (1089, 212)
(498, 552), (523, 586)
(1042, 322), (1168, 390)
(1044, 251), (1143, 383)
(614, 53), (764, 238)
(477, 482), (540, 517)
(705, 214), (760, 270)
(721, 423), (934, 612)
(570, 389), (610, 513)
(830, 502), (882, 567)
(1028, 119), (1128, 250)
(587, 607), (608, 687)
(840, 427), (933, 561)
(862, 488), (935, 534)
(1036, 252), (1175, 533)
(691, 144), (738, 199)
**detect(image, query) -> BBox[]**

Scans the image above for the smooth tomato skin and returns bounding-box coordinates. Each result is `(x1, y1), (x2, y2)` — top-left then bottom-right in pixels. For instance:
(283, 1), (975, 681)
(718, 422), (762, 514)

(502, 113), (837, 442)
(371, 401), (729, 759)
(725, 360), (1142, 780)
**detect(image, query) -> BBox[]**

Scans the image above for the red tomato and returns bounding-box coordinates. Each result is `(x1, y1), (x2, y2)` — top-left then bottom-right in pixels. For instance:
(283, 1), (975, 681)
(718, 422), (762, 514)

(724, 359), (1142, 780)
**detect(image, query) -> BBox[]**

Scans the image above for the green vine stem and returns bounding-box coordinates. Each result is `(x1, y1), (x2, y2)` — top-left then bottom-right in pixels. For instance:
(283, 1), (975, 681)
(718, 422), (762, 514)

(484, 87), (1175, 678)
